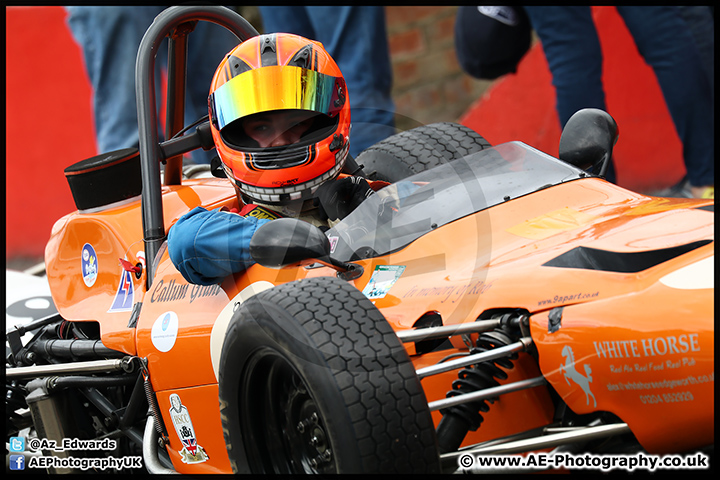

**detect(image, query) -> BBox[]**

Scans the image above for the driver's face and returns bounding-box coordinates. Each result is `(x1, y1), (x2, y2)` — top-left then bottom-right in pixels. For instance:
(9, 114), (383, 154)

(241, 110), (315, 148)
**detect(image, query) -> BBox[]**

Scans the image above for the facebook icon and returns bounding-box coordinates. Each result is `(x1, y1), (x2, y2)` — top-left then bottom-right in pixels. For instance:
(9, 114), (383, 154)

(9, 454), (25, 470)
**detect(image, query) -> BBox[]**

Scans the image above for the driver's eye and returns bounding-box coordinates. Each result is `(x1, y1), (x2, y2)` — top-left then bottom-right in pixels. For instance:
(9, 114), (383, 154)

(246, 122), (270, 133)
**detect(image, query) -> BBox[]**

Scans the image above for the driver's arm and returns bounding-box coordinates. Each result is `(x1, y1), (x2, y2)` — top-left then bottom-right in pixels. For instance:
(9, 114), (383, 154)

(168, 206), (271, 285)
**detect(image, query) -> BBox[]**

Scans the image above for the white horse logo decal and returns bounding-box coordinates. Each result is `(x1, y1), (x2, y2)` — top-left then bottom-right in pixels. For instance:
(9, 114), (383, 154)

(559, 345), (597, 407)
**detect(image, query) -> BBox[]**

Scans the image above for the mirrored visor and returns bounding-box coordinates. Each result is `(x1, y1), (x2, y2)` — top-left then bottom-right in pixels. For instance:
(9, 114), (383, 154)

(210, 65), (344, 130)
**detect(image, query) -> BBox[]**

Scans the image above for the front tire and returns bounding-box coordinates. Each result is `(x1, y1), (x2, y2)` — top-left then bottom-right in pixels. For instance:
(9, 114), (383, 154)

(218, 276), (440, 474)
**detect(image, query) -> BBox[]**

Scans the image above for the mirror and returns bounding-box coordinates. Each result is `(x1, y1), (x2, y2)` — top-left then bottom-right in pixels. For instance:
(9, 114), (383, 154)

(249, 218), (330, 268)
(558, 108), (619, 177)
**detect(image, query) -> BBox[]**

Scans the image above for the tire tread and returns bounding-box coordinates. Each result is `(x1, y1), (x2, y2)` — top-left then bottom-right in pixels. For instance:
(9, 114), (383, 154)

(228, 277), (439, 473)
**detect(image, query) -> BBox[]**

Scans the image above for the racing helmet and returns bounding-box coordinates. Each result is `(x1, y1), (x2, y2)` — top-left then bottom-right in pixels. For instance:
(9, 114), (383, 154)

(208, 33), (351, 206)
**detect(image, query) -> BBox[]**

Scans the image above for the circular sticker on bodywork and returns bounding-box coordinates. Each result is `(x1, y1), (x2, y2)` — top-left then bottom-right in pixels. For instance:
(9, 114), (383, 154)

(151, 311), (179, 352)
(81, 243), (98, 287)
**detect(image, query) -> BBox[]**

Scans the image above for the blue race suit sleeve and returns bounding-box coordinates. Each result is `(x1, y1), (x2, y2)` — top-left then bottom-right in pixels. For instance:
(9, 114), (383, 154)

(167, 206), (272, 285)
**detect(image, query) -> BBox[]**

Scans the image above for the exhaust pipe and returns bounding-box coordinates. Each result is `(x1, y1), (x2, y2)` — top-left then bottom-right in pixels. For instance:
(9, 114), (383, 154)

(143, 417), (178, 474)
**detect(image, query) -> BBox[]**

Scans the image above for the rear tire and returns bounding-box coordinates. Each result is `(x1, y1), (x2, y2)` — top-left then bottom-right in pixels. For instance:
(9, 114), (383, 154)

(356, 122), (491, 182)
(218, 276), (440, 474)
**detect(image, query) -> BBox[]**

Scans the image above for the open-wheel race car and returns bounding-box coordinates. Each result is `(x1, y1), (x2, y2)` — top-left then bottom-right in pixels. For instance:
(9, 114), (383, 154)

(6, 6), (713, 474)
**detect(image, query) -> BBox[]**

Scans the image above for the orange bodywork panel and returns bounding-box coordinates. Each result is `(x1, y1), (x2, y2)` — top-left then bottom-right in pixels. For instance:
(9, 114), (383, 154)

(531, 243), (714, 453)
(44, 179), (237, 355)
(156, 385), (233, 474)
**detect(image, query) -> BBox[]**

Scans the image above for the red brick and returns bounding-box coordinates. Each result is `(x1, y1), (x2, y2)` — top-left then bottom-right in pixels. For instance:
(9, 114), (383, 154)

(443, 50), (461, 75)
(426, 14), (456, 46)
(413, 84), (443, 111)
(411, 50), (458, 83)
(395, 84), (443, 121)
(386, 6), (449, 30)
(385, 5), (492, 130)
(443, 75), (465, 106)
(388, 29), (424, 57)
(394, 89), (437, 126)
(393, 59), (420, 88)
(394, 91), (415, 113)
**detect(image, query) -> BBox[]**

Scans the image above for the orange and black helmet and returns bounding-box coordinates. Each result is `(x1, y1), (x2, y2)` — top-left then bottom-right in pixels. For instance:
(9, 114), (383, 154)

(208, 33), (351, 206)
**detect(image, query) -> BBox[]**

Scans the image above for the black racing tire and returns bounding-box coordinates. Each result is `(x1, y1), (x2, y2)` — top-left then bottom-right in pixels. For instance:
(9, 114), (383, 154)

(218, 276), (440, 474)
(356, 122), (492, 182)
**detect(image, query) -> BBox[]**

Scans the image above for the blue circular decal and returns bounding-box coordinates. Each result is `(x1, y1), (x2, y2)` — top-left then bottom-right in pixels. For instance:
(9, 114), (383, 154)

(81, 243), (98, 287)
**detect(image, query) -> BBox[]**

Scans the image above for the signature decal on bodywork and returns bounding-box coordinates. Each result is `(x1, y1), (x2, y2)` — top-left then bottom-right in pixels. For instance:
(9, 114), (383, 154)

(149, 279), (223, 304)
(402, 279), (492, 304)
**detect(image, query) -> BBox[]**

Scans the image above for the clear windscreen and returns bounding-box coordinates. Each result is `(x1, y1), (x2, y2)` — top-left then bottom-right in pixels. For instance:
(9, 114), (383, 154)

(327, 142), (585, 261)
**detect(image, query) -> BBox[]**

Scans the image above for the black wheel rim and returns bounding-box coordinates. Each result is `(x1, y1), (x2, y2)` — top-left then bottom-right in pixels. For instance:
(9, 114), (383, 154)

(240, 347), (337, 474)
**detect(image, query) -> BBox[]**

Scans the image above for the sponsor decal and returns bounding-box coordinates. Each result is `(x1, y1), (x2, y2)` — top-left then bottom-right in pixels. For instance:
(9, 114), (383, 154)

(362, 265), (405, 300)
(328, 236), (339, 254)
(538, 291), (599, 307)
(108, 265), (134, 313)
(168, 394), (209, 464)
(150, 311), (179, 352)
(560, 345), (596, 407)
(81, 243), (98, 287)
(584, 332), (712, 406)
(272, 178), (299, 186)
(240, 204), (283, 220)
(594, 333), (701, 359)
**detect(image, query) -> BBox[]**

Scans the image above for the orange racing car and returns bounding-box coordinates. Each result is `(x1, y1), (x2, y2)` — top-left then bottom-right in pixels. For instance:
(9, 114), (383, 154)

(6, 6), (713, 474)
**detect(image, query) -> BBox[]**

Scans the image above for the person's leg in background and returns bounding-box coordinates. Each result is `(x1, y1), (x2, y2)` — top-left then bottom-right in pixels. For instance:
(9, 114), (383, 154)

(677, 6), (713, 97)
(67, 6), (239, 165)
(185, 19), (240, 164)
(65, 6), (165, 155)
(257, 6), (315, 40)
(259, 6), (396, 157)
(619, 6), (713, 198)
(523, 7), (617, 183)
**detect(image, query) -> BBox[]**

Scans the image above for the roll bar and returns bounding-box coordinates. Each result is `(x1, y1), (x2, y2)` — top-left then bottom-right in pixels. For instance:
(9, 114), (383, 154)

(135, 6), (258, 286)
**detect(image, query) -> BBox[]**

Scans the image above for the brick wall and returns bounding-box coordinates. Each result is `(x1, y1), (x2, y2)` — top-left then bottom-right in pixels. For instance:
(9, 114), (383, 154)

(386, 6), (491, 131)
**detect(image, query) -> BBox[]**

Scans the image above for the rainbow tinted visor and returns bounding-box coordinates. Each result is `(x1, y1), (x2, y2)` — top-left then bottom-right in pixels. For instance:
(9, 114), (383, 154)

(210, 65), (346, 130)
